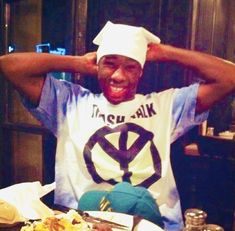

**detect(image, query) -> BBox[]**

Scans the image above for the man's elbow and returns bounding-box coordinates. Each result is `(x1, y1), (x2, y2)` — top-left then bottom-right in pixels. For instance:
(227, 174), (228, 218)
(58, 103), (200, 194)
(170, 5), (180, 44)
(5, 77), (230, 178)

(0, 54), (17, 78)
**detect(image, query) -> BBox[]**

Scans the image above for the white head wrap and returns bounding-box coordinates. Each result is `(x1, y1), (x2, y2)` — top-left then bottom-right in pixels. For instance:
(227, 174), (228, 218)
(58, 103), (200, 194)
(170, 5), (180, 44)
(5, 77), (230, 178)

(93, 21), (161, 68)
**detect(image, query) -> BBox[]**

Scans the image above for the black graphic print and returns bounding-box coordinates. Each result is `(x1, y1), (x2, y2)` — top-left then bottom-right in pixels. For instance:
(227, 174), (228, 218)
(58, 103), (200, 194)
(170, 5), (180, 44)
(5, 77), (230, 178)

(83, 123), (161, 188)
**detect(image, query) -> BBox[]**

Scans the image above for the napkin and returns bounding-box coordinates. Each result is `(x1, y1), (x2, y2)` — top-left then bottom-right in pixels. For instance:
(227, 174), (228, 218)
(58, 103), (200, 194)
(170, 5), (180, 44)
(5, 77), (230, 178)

(0, 181), (55, 225)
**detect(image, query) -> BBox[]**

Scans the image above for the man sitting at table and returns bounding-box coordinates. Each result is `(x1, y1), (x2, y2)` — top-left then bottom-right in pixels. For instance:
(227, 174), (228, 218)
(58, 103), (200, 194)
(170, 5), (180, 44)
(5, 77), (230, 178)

(0, 21), (235, 231)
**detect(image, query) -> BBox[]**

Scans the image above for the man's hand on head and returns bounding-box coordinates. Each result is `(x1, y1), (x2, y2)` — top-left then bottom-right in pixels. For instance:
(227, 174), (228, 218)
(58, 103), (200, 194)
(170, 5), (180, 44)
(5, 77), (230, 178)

(147, 42), (235, 113)
(146, 43), (169, 62)
(78, 52), (98, 76)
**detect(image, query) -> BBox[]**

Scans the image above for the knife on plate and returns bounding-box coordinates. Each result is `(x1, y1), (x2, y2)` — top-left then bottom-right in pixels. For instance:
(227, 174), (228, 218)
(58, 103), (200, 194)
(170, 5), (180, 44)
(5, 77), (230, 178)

(53, 204), (129, 230)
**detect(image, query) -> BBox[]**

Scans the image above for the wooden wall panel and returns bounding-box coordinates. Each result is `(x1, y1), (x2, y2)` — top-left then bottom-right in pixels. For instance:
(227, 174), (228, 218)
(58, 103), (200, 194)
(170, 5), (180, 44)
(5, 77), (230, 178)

(194, 0), (229, 58)
(11, 0), (42, 52)
(7, 0), (42, 125)
(226, 0), (235, 63)
(11, 132), (43, 183)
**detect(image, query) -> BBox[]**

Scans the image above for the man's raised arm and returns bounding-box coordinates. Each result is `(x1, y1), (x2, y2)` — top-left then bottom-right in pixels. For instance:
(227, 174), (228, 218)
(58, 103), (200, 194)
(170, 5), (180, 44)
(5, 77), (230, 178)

(147, 44), (235, 113)
(0, 52), (97, 105)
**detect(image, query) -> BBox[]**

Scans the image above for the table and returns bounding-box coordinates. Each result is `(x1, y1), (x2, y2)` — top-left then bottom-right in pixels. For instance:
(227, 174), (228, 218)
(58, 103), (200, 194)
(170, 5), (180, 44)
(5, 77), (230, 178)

(197, 135), (235, 160)
(0, 224), (22, 231)
(181, 135), (235, 231)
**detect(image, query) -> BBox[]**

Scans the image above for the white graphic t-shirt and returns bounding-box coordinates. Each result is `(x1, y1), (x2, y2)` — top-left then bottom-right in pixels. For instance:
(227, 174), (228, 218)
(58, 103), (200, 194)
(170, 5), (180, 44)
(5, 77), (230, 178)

(23, 75), (208, 231)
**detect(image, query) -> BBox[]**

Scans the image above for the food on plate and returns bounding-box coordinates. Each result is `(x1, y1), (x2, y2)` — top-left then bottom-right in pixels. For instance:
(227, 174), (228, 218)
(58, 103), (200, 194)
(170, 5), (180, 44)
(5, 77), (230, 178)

(20, 209), (92, 231)
(0, 199), (24, 225)
(92, 223), (112, 231)
(20, 209), (114, 231)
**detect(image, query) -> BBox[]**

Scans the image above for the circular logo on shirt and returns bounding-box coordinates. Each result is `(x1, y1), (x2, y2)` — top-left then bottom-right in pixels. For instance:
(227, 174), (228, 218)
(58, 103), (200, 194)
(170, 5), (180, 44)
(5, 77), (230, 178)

(83, 123), (161, 188)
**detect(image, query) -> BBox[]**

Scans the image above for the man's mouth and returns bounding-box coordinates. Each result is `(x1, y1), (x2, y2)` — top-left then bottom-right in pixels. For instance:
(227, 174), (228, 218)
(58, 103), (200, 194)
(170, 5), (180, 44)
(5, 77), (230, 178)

(102, 83), (135, 104)
(110, 85), (126, 93)
(106, 85), (128, 100)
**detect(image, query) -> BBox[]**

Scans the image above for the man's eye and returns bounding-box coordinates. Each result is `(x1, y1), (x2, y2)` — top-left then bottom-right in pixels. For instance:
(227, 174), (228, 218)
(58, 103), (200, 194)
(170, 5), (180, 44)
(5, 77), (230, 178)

(125, 65), (137, 72)
(103, 61), (116, 68)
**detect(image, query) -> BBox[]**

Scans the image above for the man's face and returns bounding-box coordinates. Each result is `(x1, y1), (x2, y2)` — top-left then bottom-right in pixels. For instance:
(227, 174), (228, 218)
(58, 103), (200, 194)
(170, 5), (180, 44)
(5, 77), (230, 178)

(98, 55), (143, 104)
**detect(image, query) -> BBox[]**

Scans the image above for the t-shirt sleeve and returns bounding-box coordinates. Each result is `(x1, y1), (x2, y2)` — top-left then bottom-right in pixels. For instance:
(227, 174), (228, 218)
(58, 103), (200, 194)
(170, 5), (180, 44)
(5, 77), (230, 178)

(171, 83), (209, 143)
(21, 75), (84, 136)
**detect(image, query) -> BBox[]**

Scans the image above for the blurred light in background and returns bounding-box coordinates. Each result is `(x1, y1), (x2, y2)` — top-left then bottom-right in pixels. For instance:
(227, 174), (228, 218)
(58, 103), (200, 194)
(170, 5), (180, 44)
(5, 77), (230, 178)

(36, 43), (71, 81)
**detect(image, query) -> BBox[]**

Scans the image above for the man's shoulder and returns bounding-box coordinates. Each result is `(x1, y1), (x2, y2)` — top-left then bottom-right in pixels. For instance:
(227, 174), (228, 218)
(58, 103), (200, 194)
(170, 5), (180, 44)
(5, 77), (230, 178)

(152, 83), (199, 100)
(144, 87), (177, 100)
(45, 74), (93, 95)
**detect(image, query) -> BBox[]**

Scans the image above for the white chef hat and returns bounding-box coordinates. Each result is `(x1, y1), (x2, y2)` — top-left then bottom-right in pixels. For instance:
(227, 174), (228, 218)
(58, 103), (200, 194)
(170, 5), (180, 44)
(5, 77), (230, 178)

(93, 21), (161, 68)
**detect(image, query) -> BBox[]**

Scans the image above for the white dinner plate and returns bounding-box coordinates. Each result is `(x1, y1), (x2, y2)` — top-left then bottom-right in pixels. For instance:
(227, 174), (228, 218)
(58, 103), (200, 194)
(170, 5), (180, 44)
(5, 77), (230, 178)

(87, 211), (164, 231)
(218, 131), (235, 139)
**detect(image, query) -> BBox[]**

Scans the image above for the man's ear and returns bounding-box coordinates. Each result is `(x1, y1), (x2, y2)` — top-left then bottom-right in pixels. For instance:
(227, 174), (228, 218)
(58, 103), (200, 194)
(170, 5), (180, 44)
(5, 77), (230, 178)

(146, 43), (158, 61)
(139, 69), (143, 78)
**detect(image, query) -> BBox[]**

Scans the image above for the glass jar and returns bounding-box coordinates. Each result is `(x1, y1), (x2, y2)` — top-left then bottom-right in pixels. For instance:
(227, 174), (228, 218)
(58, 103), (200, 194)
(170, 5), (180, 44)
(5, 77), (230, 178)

(183, 208), (207, 231)
(203, 224), (224, 231)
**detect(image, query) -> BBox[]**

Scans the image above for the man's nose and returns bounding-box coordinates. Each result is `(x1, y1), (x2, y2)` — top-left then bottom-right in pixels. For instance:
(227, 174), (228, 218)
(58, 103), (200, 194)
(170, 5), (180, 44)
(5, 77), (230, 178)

(110, 67), (126, 82)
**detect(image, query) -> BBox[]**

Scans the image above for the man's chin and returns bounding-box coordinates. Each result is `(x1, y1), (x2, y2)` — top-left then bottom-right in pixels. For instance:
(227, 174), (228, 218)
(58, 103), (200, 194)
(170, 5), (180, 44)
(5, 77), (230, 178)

(105, 95), (134, 105)
(107, 97), (123, 105)
(104, 92), (124, 104)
